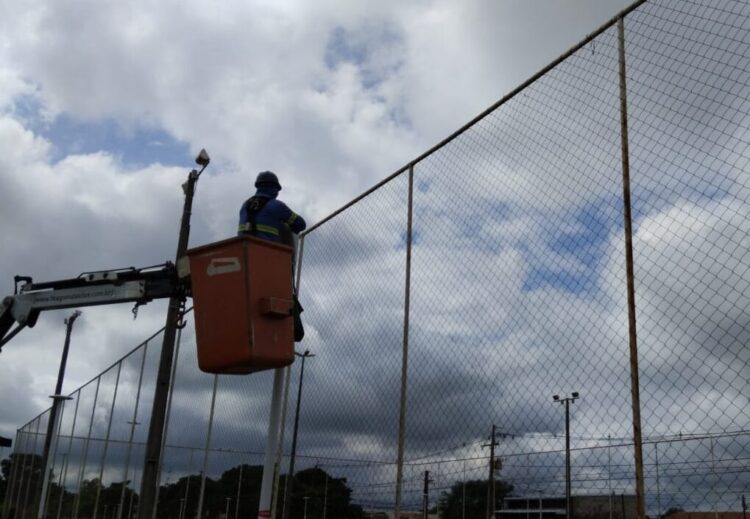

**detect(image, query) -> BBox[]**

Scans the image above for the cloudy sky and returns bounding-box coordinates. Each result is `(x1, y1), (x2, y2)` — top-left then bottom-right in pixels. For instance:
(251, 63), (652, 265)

(0, 0), (638, 440)
(3, 0), (750, 514)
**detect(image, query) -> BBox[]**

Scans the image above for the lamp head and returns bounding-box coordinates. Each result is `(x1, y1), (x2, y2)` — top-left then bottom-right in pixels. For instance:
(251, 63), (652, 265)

(195, 149), (210, 167)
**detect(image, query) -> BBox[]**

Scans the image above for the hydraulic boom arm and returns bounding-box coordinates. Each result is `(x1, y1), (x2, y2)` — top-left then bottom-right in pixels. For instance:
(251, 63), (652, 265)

(0, 263), (183, 349)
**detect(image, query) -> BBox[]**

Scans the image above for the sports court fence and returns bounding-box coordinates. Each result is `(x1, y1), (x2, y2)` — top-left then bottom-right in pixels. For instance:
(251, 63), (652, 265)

(4, 0), (749, 517)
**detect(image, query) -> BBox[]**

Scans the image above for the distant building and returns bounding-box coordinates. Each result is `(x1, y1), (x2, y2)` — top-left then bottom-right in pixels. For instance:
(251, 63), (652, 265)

(498, 495), (637, 519)
(363, 510), (438, 519)
(668, 513), (746, 519)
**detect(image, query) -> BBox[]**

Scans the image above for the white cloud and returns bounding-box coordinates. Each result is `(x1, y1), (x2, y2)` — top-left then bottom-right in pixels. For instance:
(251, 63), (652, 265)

(6, 1), (746, 509)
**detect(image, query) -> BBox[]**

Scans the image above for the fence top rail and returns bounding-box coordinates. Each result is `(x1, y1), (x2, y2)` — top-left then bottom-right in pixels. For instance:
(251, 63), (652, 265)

(303, 0), (648, 235)
(17, 324), (168, 430)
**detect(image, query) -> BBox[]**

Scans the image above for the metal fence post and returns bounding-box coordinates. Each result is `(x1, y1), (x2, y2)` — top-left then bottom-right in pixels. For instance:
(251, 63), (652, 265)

(2, 429), (24, 519)
(12, 438), (27, 516)
(73, 377), (102, 519)
(394, 163), (415, 519)
(21, 418), (43, 515)
(196, 374), (220, 519)
(40, 397), (69, 518)
(617, 15), (646, 519)
(152, 318), (186, 519)
(57, 389), (82, 519)
(118, 342), (149, 519)
(11, 431), (31, 517)
(93, 362), (123, 519)
(235, 463), (244, 519)
(271, 363), (293, 519)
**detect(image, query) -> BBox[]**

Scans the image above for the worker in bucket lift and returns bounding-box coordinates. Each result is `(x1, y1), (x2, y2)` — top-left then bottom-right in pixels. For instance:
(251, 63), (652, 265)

(237, 171), (306, 241)
(238, 170), (307, 341)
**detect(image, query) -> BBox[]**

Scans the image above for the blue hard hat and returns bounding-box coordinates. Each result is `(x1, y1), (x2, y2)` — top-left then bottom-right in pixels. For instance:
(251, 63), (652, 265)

(255, 171), (282, 190)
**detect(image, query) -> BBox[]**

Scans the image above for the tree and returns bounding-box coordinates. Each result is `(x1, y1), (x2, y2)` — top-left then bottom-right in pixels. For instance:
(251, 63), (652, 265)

(275, 467), (362, 519)
(438, 479), (513, 519)
(0, 457), (9, 512)
(0, 453), (44, 517)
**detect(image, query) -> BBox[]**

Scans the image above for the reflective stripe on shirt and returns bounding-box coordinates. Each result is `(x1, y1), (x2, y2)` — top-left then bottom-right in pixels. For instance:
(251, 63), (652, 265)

(237, 222), (280, 236)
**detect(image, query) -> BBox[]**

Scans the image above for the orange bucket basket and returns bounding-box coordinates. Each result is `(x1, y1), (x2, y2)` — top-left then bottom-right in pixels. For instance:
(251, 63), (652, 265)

(187, 236), (295, 374)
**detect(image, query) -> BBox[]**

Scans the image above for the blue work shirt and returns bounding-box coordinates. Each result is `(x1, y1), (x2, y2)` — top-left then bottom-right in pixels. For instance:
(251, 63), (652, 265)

(237, 188), (306, 242)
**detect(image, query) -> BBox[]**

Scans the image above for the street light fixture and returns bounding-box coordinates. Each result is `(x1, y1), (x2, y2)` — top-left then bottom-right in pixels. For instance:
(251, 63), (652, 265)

(553, 392), (579, 519)
(282, 350), (316, 519)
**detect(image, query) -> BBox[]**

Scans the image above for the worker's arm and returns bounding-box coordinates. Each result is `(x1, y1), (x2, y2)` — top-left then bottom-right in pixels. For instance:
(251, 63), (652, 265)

(276, 201), (306, 234)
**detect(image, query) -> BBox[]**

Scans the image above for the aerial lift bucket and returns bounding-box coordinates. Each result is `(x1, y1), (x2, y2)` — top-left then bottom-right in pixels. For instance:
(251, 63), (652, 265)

(186, 236), (295, 374)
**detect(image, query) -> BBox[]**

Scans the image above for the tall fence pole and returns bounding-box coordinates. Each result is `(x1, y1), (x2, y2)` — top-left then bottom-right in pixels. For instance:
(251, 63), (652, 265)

(655, 442), (662, 519)
(73, 377), (102, 519)
(2, 429), (24, 519)
(235, 463), (244, 519)
(12, 432), (28, 516)
(394, 163), (415, 519)
(93, 361), (123, 519)
(40, 398), (69, 518)
(617, 16), (646, 519)
(57, 390), (81, 519)
(272, 363), (293, 519)
(21, 418), (42, 515)
(196, 374), (219, 519)
(271, 234), (306, 519)
(56, 452), (71, 519)
(259, 369), (287, 519)
(118, 342), (149, 519)
(152, 322), (185, 519)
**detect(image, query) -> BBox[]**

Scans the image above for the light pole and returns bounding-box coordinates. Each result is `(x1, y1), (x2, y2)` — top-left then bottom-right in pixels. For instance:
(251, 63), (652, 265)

(37, 310), (80, 519)
(282, 350), (315, 519)
(225, 497), (232, 518)
(303, 496), (310, 519)
(552, 392), (579, 519)
(139, 149), (210, 519)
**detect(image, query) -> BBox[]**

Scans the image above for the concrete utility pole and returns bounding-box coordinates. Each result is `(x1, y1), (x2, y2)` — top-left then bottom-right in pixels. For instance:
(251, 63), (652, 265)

(139, 149), (210, 519)
(36, 310), (80, 519)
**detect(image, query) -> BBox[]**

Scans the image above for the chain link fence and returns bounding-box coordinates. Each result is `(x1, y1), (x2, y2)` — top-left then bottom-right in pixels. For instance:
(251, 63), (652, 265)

(3, 0), (749, 518)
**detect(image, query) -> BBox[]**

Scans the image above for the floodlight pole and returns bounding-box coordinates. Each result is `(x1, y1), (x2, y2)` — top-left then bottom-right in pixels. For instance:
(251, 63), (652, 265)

(282, 350), (315, 519)
(36, 310), (80, 519)
(553, 393), (579, 519)
(138, 150), (209, 519)
(258, 368), (287, 519)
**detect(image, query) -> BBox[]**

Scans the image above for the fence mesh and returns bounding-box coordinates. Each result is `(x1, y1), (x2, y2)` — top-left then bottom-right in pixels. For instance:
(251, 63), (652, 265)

(4, 0), (749, 518)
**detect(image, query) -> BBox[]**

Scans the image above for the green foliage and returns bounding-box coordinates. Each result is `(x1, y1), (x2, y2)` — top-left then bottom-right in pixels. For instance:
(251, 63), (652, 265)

(279, 467), (362, 519)
(0, 457), (8, 511)
(2, 459), (361, 519)
(438, 479), (513, 519)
